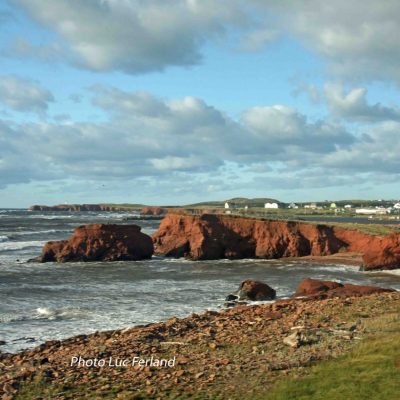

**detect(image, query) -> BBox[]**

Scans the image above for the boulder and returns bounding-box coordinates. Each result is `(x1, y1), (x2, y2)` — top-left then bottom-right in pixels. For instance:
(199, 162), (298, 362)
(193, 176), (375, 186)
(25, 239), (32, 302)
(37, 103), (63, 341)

(294, 278), (394, 299)
(226, 280), (276, 302)
(294, 278), (343, 297)
(38, 224), (153, 262)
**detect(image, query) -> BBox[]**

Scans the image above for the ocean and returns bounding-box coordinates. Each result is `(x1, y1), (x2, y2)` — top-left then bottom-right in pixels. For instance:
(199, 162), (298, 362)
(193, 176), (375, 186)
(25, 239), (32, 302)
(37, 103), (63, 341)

(1, 209), (399, 353)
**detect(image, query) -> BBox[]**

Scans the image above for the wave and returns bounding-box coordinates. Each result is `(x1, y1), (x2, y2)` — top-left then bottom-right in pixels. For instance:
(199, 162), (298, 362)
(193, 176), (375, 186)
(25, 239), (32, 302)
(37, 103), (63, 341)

(0, 235), (9, 242)
(0, 307), (90, 323)
(367, 268), (400, 277)
(0, 240), (46, 251)
(15, 229), (70, 236)
(34, 307), (90, 321)
(27, 215), (74, 220)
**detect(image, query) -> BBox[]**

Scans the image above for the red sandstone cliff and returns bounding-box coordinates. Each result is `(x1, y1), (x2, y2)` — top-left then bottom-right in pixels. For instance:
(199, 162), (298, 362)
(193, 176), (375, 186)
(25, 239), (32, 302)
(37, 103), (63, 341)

(152, 214), (400, 270)
(39, 224), (153, 262)
(140, 207), (168, 216)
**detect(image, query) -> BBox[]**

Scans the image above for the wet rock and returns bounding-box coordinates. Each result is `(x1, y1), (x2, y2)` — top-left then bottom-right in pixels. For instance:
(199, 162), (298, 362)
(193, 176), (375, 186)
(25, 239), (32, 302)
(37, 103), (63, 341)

(38, 223), (154, 262)
(234, 280), (276, 301)
(294, 278), (343, 297)
(294, 278), (394, 299)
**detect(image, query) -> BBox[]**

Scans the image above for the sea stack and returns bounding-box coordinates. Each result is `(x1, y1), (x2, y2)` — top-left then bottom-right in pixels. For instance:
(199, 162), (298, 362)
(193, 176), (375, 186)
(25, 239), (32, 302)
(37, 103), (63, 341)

(38, 224), (154, 262)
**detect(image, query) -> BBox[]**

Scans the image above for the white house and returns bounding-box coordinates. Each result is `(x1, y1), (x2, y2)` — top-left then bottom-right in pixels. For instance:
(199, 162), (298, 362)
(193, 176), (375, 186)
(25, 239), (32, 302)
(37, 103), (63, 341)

(288, 202), (298, 209)
(355, 208), (389, 215)
(265, 202), (279, 209)
(224, 202), (230, 209)
(393, 202), (400, 209)
(344, 204), (352, 209)
(304, 202), (317, 209)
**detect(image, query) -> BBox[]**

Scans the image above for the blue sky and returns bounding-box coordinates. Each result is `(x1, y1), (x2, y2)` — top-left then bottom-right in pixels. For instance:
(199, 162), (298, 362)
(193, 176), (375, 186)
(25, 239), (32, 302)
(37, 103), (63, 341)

(0, 0), (399, 207)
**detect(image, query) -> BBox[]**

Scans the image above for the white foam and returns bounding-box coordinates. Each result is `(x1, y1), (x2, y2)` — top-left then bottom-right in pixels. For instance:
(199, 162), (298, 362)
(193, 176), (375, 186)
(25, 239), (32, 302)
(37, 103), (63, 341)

(35, 307), (89, 320)
(0, 240), (46, 251)
(0, 235), (8, 242)
(16, 229), (68, 236)
(367, 268), (400, 277)
(27, 215), (73, 219)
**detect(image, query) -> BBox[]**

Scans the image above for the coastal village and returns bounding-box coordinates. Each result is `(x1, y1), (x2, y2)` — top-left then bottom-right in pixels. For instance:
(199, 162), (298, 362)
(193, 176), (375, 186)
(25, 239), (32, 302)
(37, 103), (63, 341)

(223, 198), (400, 217)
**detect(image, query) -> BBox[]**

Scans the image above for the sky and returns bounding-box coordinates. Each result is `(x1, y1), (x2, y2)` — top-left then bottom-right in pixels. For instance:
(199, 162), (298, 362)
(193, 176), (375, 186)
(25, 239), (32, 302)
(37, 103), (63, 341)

(0, 0), (399, 207)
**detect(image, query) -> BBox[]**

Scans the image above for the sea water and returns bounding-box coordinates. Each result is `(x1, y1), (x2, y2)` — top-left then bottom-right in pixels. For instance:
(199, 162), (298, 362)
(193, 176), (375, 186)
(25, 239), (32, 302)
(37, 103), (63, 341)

(1, 209), (399, 353)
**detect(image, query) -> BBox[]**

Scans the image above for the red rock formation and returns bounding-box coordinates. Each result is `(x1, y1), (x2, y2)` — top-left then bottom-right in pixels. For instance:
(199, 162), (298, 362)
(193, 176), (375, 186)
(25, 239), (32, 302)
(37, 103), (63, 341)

(361, 233), (400, 270)
(39, 224), (153, 262)
(140, 207), (168, 216)
(294, 278), (394, 299)
(295, 278), (343, 296)
(152, 214), (346, 260)
(152, 213), (400, 270)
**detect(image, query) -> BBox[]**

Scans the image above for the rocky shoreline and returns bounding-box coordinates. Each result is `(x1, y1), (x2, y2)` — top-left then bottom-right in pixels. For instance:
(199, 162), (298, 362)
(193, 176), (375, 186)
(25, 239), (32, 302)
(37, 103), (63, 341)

(1, 285), (398, 399)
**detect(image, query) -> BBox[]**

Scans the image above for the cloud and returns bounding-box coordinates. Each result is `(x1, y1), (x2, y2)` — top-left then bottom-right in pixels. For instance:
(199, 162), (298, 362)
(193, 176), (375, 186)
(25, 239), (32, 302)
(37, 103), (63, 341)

(11, 0), (244, 74)
(0, 75), (54, 115)
(1, 87), (399, 197)
(8, 1), (400, 83)
(322, 121), (400, 173)
(0, 87), (359, 190)
(253, 0), (400, 82)
(242, 105), (354, 155)
(324, 83), (400, 122)
(291, 81), (321, 103)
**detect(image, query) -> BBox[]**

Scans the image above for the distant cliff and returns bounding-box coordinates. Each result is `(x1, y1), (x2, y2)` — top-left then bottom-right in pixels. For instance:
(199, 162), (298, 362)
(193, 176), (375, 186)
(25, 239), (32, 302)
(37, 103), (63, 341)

(29, 204), (139, 212)
(152, 214), (400, 270)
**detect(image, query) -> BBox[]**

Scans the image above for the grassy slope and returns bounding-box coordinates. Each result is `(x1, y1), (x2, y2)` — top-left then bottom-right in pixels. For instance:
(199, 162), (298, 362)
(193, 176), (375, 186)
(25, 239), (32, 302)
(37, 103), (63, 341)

(261, 325), (400, 400)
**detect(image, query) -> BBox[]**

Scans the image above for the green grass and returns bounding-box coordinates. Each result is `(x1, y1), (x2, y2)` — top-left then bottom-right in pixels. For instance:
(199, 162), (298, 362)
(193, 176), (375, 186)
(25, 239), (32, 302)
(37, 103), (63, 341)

(259, 330), (400, 400)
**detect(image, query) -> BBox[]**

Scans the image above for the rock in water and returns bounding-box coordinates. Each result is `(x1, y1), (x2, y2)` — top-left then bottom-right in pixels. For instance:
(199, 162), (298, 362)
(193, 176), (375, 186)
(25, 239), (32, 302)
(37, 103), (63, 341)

(293, 278), (394, 299)
(226, 280), (276, 302)
(38, 224), (153, 262)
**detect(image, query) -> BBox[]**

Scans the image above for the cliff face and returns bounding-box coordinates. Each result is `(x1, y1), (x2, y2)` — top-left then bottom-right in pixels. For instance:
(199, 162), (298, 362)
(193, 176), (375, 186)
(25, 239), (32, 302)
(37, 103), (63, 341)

(140, 207), (168, 216)
(39, 224), (153, 262)
(152, 214), (400, 270)
(29, 204), (136, 212)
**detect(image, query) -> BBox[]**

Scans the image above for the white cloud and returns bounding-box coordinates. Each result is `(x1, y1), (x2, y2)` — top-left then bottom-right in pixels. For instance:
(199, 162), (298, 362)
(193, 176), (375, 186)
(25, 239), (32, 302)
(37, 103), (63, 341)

(253, 0), (400, 82)
(12, 0), (244, 74)
(0, 87), (358, 190)
(8, 0), (400, 83)
(324, 83), (400, 122)
(242, 105), (354, 155)
(0, 75), (54, 115)
(322, 121), (400, 173)
(1, 87), (399, 197)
